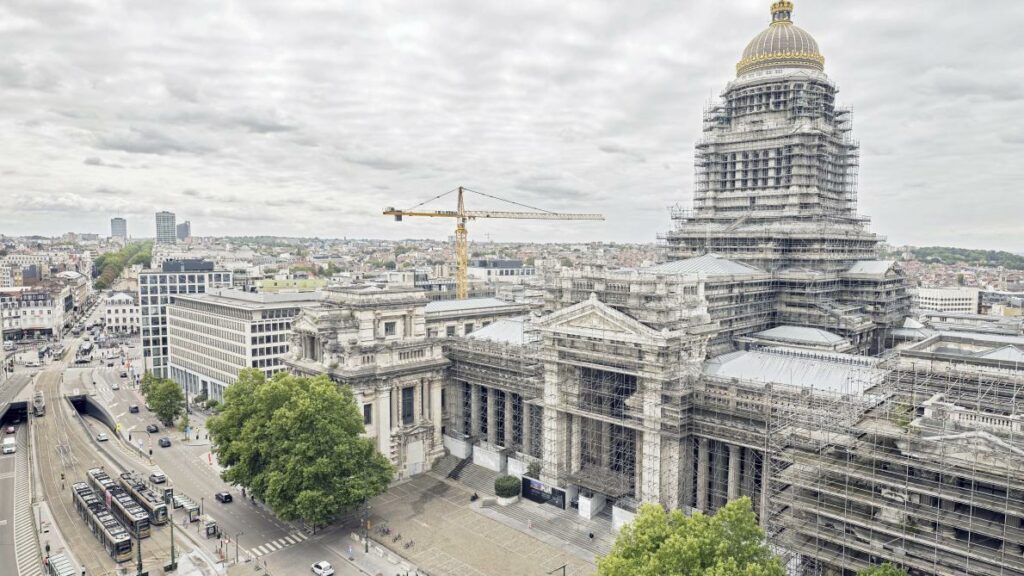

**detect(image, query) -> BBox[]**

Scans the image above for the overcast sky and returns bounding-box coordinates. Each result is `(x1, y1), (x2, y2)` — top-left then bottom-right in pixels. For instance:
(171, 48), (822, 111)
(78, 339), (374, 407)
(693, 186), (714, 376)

(1, 0), (1022, 251)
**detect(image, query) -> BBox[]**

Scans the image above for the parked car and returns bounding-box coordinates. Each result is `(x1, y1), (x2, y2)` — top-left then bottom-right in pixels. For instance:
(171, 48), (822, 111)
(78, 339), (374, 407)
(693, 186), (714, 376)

(119, 370), (128, 378)
(129, 405), (140, 414)
(215, 491), (233, 503)
(149, 471), (167, 484)
(158, 437), (171, 448)
(5, 426), (15, 435)
(311, 562), (335, 576)
(96, 432), (109, 442)
(146, 424), (159, 433)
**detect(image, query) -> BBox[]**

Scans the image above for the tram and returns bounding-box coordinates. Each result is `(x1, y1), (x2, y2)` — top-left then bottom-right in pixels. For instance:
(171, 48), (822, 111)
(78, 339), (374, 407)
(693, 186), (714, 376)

(86, 467), (151, 538)
(71, 482), (133, 562)
(117, 471), (169, 525)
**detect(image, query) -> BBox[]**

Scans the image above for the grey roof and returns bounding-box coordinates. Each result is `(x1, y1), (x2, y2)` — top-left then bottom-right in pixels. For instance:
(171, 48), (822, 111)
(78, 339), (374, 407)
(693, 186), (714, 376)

(846, 260), (896, 275)
(644, 254), (764, 277)
(976, 345), (1024, 363)
(466, 318), (536, 346)
(753, 325), (847, 346)
(703, 350), (886, 395)
(424, 297), (517, 314)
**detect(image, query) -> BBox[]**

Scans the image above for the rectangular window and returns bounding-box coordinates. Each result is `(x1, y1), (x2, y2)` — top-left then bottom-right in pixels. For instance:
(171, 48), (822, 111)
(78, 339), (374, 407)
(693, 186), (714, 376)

(384, 321), (396, 336)
(446, 326), (456, 337)
(401, 387), (414, 425)
(464, 323), (474, 334)
(363, 404), (372, 425)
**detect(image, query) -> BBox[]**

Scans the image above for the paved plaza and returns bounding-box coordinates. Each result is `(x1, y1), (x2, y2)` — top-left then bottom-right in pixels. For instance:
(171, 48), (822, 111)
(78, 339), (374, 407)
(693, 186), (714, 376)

(368, 474), (596, 576)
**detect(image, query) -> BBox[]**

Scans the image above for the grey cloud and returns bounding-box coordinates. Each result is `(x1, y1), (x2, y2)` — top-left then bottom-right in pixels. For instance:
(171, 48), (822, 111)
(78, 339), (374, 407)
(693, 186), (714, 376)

(96, 127), (211, 156)
(83, 157), (123, 168)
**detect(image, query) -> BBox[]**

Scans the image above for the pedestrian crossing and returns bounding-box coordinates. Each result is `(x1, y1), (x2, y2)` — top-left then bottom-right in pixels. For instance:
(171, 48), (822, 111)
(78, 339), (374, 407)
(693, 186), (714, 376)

(249, 532), (309, 557)
(14, 431), (43, 576)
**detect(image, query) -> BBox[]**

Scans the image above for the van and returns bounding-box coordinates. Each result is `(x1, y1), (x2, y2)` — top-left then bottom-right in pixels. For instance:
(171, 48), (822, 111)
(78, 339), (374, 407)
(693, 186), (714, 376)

(2, 437), (15, 454)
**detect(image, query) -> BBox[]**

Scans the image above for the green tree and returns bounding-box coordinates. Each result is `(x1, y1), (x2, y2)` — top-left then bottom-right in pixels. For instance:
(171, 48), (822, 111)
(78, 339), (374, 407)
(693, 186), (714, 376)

(859, 563), (907, 576)
(208, 370), (394, 530)
(178, 413), (191, 438)
(598, 498), (784, 576)
(140, 372), (160, 397)
(148, 378), (185, 426)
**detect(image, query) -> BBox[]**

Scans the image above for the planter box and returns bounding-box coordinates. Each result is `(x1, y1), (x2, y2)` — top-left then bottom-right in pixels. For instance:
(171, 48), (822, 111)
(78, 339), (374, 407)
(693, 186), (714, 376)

(472, 442), (507, 473)
(497, 495), (519, 506)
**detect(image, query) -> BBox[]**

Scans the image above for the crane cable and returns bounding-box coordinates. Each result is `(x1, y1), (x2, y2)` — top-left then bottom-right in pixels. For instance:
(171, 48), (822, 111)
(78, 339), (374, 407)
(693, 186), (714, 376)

(402, 186), (556, 215)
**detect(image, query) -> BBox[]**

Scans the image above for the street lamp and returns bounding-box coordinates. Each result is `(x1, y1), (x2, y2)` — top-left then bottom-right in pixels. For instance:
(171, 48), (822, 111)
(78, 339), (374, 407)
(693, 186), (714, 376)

(235, 531), (244, 564)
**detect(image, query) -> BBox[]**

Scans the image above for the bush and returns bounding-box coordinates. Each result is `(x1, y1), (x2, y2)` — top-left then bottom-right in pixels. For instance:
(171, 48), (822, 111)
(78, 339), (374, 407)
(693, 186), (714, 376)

(494, 475), (520, 498)
(527, 461), (542, 479)
(205, 399), (220, 410)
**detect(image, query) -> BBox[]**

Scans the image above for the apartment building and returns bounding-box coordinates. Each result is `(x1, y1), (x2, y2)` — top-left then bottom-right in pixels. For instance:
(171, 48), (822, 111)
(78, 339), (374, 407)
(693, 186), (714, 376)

(103, 292), (139, 334)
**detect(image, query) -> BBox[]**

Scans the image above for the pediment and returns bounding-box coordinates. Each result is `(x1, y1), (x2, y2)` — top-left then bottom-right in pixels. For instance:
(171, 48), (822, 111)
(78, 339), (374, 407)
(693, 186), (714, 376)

(537, 294), (659, 340)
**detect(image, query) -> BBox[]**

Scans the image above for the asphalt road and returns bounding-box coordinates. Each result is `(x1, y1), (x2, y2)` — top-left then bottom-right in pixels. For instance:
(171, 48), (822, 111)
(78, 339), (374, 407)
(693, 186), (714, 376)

(0, 427), (18, 576)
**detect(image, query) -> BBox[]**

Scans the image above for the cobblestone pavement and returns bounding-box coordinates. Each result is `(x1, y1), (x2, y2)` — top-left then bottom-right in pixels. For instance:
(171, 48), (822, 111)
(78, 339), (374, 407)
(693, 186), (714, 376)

(369, 475), (595, 576)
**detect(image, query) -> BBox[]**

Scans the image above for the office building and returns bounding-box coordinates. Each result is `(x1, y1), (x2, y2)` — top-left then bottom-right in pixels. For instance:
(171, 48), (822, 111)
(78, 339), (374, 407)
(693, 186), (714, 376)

(155, 211), (176, 244)
(176, 221), (191, 242)
(167, 289), (319, 401)
(111, 218), (127, 240)
(103, 292), (138, 334)
(912, 286), (980, 314)
(138, 260), (232, 378)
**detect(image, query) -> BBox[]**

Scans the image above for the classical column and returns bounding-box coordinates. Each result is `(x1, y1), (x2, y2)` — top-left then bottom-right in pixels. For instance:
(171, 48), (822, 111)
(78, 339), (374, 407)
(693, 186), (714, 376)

(680, 437), (694, 511)
(391, 387), (400, 430)
(728, 444), (741, 501)
(413, 381), (422, 423)
(570, 414), (582, 474)
(486, 388), (498, 444)
(742, 447), (757, 498)
(504, 392), (515, 450)
(696, 437), (709, 512)
(430, 379), (443, 445)
(600, 422), (611, 468)
(470, 385), (481, 438)
(376, 389), (392, 456)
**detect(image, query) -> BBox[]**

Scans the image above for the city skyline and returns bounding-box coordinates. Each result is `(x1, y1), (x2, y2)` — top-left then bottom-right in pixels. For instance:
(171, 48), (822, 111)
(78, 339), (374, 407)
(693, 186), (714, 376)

(2, 1), (1023, 251)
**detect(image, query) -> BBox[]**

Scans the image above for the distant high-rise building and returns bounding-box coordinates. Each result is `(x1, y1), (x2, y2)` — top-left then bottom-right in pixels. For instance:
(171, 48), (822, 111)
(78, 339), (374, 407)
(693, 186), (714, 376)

(110, 217), (127, 240)
(176, 221), (191, 241)
(155, 211), (176, 244)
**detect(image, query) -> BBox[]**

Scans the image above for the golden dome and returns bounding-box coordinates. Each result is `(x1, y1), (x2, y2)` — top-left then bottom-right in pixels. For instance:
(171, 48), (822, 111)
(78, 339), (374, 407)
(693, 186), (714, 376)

(736, 1), (825, 77)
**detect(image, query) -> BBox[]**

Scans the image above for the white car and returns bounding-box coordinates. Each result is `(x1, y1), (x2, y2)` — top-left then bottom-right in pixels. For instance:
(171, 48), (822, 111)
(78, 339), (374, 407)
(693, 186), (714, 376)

(311, 561), (334, 576)
(96, 432), (109, 442)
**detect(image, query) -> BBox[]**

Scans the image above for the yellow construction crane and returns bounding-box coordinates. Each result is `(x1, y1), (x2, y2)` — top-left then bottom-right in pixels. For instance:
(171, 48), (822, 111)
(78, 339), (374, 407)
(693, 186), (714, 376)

(384, 186), (604, 299)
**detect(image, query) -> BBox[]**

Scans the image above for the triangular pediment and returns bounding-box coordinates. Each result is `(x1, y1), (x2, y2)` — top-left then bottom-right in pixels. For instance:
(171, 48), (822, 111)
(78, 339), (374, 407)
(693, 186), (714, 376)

(536, 294), (662, 341)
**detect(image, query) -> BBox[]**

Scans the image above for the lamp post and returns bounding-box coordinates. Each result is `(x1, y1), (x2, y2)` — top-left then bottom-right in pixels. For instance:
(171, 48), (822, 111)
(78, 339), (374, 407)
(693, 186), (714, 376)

(235, 531), (244, 564)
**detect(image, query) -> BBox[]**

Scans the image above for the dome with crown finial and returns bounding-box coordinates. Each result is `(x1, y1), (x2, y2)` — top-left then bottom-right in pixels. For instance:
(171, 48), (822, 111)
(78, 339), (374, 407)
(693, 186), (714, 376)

(736, 1), (824, 77)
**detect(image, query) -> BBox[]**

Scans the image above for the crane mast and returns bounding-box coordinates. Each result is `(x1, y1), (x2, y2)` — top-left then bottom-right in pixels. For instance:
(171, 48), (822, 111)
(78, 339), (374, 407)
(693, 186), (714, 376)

(384, 186), (604, 299)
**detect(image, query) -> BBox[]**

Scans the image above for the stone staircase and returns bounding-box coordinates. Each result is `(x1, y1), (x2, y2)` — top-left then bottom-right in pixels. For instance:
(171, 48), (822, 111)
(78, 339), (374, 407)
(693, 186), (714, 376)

(494, 500), (615, 557)
(431, 454), (501, 494)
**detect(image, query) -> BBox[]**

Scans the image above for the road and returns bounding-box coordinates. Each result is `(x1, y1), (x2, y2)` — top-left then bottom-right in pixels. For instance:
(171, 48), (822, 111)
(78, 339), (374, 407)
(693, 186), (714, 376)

(0, 427), (20, 576)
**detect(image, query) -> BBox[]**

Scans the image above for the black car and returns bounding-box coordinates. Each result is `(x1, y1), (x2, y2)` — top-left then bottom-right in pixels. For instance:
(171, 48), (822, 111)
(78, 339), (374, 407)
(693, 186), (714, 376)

(158, 437), (171, 448)
(215, 491), (233, 503)
(129, 405), (140, 414)
(146, 424), (159, 433)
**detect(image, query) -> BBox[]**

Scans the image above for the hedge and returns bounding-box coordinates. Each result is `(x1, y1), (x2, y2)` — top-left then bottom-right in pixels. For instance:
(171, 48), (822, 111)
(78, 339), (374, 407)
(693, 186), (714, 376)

(494, 475), (520, 498)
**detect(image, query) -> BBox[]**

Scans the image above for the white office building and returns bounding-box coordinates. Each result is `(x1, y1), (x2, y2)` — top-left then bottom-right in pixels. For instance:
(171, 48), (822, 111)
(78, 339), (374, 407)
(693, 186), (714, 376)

(167, 289), (320, 401)
(139, 260), (232, 378)
(912, 286), (980, 314)
(103, 292), (139, 334)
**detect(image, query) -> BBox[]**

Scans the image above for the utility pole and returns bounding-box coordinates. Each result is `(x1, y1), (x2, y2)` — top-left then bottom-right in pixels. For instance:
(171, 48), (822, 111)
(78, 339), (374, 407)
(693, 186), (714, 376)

(135, 522), (144, 576)
(167, 505), (177, 572)
(235, 531), (243, 564)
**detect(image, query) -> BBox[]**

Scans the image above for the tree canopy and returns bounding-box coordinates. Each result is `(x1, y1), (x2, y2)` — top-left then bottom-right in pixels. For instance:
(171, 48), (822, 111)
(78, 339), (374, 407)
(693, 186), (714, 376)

(208, 369), (394, 529)
(598, 497), (784, 576)
(912, 246), (1024, 270)
(145, 376), (184, 427)
(858, 563), (908, 576)
(93, 241), (152, 289)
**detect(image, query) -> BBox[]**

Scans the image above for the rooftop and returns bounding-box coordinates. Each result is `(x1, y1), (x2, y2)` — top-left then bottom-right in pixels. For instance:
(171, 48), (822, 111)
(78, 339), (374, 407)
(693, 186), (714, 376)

(424, 297), (524, 314)
(466, 317), (537, 346)
(845, 260), (896, 276)
(644, 254), (764, 277)
(175, 288), (321, 309)
(703, 349), (886, 395)
(753, 325), (847, 346)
